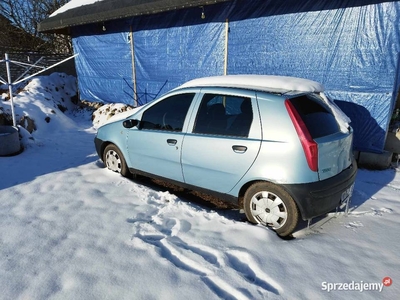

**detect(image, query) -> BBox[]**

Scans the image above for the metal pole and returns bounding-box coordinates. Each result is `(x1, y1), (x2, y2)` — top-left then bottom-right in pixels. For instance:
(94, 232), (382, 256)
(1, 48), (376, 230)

(13, 54), (78, 85)
(5, 53), (17, 127)
(14, 57), (45, 82)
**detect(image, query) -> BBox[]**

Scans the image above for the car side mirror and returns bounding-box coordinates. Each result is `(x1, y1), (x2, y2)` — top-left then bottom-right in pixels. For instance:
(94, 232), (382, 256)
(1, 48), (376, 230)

(123, 119), (139, 128)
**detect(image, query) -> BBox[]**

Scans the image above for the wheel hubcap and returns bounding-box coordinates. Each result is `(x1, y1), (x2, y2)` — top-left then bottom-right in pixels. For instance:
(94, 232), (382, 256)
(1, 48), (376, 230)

(105, 150), (121, 172)
(250, 191), (288, 229)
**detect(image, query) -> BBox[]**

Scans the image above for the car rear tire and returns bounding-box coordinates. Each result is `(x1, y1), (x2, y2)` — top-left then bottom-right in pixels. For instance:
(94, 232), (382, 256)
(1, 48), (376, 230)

(244, 182), (299, 237)
(103, 144), (130, 177)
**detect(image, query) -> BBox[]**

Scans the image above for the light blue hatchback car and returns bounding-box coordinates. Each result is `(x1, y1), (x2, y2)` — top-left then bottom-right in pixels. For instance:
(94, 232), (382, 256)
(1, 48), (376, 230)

(94, 75), (357, 237)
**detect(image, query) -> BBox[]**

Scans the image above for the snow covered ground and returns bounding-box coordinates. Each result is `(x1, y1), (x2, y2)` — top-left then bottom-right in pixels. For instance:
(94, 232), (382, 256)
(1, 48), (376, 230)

(0, 74), (399, 299)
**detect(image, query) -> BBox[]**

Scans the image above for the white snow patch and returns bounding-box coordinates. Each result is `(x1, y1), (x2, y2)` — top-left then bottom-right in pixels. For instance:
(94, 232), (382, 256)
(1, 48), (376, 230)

(50, 0), (105, 17)
(178, 75), (325, 93)
(92, 103), (136, 129)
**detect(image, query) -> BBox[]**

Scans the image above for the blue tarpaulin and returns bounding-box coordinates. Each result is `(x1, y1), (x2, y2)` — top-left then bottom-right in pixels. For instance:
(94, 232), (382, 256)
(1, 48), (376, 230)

(71, 0), (400, 153)
(72, 22), (133, 103)
(133, 22), (226, 105)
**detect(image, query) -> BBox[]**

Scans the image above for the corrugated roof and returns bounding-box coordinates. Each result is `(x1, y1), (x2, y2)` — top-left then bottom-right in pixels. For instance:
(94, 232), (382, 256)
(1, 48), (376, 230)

(38, 0), (232, 34)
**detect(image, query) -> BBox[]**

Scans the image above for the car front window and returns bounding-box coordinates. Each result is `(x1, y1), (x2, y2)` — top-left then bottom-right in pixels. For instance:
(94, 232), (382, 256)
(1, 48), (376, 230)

(140, 93), (195, 132)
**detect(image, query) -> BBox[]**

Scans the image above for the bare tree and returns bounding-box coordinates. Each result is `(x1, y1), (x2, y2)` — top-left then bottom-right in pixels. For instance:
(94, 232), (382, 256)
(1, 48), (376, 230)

(0, 0), (71, 54)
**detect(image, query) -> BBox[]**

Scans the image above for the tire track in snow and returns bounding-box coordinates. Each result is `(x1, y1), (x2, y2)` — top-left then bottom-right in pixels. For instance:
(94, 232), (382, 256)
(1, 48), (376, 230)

(134, 228), (251, 300)
(225, 250), (282, 296)
(201, 276), (250, 300)
(175, 241), (224, 267)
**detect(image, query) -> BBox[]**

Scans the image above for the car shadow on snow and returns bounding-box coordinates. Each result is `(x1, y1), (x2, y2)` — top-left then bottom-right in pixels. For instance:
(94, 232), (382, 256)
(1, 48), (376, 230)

(124, 174), (246, 218)
(122, 174), (318, 240)
(130, 175), (239, 210)
(292, 165), (398, 238)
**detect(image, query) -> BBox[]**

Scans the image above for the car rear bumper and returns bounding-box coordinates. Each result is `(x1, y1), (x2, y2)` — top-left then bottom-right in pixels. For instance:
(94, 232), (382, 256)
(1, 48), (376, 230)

(282, 158), (358, 220)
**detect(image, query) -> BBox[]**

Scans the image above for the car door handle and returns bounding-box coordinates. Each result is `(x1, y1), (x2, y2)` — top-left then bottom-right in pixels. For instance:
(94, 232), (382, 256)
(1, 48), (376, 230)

(167, 139), (177, 146)
(232, 145), (247, 153)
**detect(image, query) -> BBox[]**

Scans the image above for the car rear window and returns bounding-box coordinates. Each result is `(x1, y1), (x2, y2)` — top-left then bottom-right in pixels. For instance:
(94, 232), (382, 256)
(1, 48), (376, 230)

(289, 94), (340, 138)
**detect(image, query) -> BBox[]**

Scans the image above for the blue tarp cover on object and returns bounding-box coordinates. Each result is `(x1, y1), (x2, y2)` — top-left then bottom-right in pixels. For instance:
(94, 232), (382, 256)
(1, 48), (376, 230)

(72, 0), (400, 153)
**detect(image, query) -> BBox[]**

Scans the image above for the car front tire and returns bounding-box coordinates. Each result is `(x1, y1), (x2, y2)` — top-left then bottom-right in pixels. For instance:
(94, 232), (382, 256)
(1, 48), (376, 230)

(244, 182), (299, 237)
(103, 144), (130, 177)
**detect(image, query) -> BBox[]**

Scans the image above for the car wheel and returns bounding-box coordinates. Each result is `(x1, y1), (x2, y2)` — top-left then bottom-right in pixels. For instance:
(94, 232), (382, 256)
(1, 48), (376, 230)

(243, 182), (299, 237)
(103, 144), (130, 177)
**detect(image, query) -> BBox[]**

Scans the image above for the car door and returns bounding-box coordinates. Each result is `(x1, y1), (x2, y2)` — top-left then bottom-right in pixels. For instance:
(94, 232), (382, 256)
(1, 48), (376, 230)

(126, 92), (196, 182)
(181, 89), (262, 193)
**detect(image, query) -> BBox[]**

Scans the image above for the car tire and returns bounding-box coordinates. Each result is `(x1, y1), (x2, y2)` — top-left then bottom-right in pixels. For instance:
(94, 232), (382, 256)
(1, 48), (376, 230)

(103, 144), (130, 177)
(243, 182), (299, 237)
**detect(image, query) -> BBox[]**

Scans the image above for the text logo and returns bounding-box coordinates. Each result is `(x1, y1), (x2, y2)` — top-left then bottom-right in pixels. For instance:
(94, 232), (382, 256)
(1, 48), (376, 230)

(383, 277), (392, 287)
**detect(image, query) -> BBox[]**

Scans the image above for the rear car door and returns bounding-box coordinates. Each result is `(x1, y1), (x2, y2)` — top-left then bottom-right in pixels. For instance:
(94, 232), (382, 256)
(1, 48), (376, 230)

(126, 93), (196, 182)
(181, 89), (262, 193)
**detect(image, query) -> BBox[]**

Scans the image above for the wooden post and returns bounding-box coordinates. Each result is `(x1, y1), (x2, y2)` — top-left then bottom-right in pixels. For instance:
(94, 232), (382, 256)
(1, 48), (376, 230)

(130, 25), (138, 107)
(224, 19), (229, 76)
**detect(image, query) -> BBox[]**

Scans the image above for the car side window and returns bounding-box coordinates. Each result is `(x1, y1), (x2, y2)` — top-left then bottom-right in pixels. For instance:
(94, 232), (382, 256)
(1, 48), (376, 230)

(193, 94), (253, 137)
(140, 93), (195, 132)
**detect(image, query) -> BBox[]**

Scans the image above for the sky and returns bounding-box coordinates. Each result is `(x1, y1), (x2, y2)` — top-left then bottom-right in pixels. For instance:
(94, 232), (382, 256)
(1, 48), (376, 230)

(0, 73), (399, 299)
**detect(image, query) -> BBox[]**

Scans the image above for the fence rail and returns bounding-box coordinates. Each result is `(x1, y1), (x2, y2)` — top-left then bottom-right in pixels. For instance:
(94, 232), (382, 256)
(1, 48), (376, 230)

(0, 52), (76, 83)
(0, 52), (77, 127)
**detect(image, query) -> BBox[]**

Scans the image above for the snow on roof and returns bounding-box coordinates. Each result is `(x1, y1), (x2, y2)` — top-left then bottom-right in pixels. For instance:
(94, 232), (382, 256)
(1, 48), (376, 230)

(178, 75), (324, 93)
(178, 75), (352, 132)
(50, 0), (103, 17)
(41, 0), (232, 33)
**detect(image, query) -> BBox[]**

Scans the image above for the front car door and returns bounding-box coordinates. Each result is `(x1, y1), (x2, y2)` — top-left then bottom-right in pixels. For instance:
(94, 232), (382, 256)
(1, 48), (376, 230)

(181, 88), (262, 193)
(126, 92), (196, 182)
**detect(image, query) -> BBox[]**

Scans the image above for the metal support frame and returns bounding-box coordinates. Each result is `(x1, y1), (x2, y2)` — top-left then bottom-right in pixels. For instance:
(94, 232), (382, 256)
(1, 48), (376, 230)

(14, 57), (45, 83)
(5, 54), (17, 126)
(1, 53), (78, 127)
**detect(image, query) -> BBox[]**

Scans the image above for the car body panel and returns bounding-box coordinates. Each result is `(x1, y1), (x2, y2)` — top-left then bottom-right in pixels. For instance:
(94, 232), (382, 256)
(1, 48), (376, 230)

(252, 92), (319, 184)
(127, 129), (186, 181)
(95, 121), (128, 157)
(122, 89), (200, 181)
(181, 134), (262, 193)
(282, 157), (357, 220)
(94, 75), (358, 223)
(315, 130), (354, 181)
(181, 87), (262, 193)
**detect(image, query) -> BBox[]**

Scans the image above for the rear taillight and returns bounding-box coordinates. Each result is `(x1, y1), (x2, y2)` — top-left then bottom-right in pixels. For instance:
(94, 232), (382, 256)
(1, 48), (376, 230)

(285, 99), (318, 172)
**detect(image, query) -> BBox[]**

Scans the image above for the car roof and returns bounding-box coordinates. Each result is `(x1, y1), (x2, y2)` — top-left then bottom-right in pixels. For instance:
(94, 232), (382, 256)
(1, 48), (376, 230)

(177, 75), (324, 94)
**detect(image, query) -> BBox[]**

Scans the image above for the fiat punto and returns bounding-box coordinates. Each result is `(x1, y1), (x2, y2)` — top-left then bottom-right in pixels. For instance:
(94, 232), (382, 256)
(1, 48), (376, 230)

(94, 75), (357, 237)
